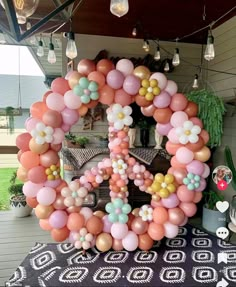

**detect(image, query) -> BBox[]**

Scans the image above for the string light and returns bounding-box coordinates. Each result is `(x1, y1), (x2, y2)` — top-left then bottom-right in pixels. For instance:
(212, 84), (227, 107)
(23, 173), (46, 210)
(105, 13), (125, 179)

(164, 59), (170, 72)
(132, 26), (137, 37)
(110, 0), (129, 18)
(154, 41), (161, 61)
(192, 74), (199, 88)
(142, 40), (149, 52)
(48, 34), (56, 64)
(37, 35), (44, 57)
(204, 28), (215, 61)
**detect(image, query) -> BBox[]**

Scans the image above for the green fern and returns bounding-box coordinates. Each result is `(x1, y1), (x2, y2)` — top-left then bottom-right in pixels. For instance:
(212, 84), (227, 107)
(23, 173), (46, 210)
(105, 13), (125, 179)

(224, 146), (236, 191)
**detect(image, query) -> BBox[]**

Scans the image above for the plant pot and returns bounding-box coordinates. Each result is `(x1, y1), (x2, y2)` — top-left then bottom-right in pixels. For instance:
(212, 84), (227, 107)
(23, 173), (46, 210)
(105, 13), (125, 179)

(140, 128), (149, 147)
(202, 206), (226, 233)
(10, 195), (32, 217)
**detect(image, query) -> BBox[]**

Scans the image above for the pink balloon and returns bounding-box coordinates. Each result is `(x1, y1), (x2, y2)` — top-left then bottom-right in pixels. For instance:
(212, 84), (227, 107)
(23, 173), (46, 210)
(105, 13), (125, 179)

(170, 111), (188, 127)
(201, 163), (210, 178)
(28, 166), (47, 184)
(161, 193), (180, 208)
(141, 105), (156, 117)
(111, 222), (128, 240)
(37, 187), (56, 205)
(102, 215), (113, 233)
(176, 147), (194, 164)
(61, 124), (71, 132)
(123, 75), (140, 95)
(116, 59), (134, 76)
(51, 128), (65, 144)
(49, 210), (68, 229)
(179, 202), (197, 217)
(173, 168), (187, 184)
(164, 80), (178, 96)
(170, 93), (188, 111)
(153, 91), (171, 108)
(114, 89), (132, 106)
(189, 117), (203, 128)
(68, 231), (77, 244)
(65, 70), (74, 80)
(80, 207), (93, 223)
(186, 160), (204, 175)
(51, 77), (70, 95)
(177, 185), (195, 202)
(77, 59), (96, 76)
(44, 179), (62, 188)
(167, 128), (180, 144)
(193, 191), (203, 203)
(194, 178), (206, 192)
(151, 200), (163, 208)
(46, 93), (65, 112)
(64, 90), (82, 109)
(179, 216), (188, 226)
(150, 72), (167, 90)
(106, 70), (125, 89)
(25, 117), (41, 132)
(164, 222), (179, 238)
(61, 108), (79, 125)
(23, 181), (44, 198)
(156, 122), (172, 136)
(122, 231), (139, 251)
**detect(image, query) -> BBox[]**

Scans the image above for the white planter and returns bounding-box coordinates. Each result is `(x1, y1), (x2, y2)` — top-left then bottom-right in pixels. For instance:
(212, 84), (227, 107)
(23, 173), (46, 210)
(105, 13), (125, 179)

(10, 196), (32, 217)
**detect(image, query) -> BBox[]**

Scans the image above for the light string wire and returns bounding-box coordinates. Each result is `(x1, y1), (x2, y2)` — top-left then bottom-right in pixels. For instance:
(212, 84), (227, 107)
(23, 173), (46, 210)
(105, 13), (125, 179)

(17, 46), (22, 108)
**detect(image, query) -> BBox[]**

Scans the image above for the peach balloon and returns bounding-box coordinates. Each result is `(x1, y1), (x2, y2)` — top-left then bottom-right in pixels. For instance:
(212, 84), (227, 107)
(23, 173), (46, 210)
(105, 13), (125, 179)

(133, 65), (151, 79)
(86, 99), (99, 109)
(200, 130), (210, 144)
(131, 217), (148, 235)
(171, 156), (187, 169)
(96, 233), (113, 252)
(39, 219), (52, 231)
(56, 180), (68, 192)
(42, 110), (62, 128)
(148, 222), (165, 241)
(153, 108), (172, 124)
(51, 226), (70, 242)
(67, 213), (85, 231)
(94, 210), (106, 218)
(97, 59), (114, 76)
(78, 104), (88, 116)
(88, 71), (105, 89)
(173, 168), (187, 184)
(194, 146), (211, 162)
(168, 207), (185, 225)
(30, 101), (48, 120)
(40, 150), (59, 167)
(190, 117), (203, 128)
(35, 204), (54, 219)
(115, 89), (132, 106)
(138, 233), (154, 251)
(141, 105), (156, 117)
(77, 59), (96, 76)
(53, 194), (66, 209)
(29, 138), (49, 154)
(193, 191), (203, 203)
(185, 136), (204, 152)
(26, 196), (38, 208)
(51, 77), (70, 95)
(28, 165), (47, 184)
(99, 85), (115, 105)
(86, 215), (103, 235)
(166, 141), (182, 155)
(17, 166), (28, 182)
(68, 71), (82, 89)
(50, 143), (62, 152)
(112, 238), (123, 251)
(184, 101), (198, 117)
(20, 151), (40, 170)
(170, 93), (188, 111)
(153, 207), (169, 224)
(16, 132), (31, 151)
(179, 202), (197, 217)
(42, 90), (52, 103)
(177, 185), (195, 202)
(135, 94), (152, 107)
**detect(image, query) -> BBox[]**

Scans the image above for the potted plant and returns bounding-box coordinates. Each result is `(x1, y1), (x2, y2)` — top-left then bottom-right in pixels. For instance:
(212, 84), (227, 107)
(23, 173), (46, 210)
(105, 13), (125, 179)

(65, 132), (89, 148)
(75, 136), (89, 148)
(95, 134), (109, 148)
(202, 190), (226, 233)
(8, 171), (32, 217)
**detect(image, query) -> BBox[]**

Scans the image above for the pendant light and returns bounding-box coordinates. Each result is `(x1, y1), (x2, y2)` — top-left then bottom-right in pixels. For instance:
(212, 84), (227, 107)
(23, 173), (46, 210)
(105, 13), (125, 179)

(110, 0), (129, 18)
(142, 40), (149, 52)
(164, 59), (170, 72)
(37, 35), (44, 57)
(154, 42), (161, 61)
(66, 20), (77, 60)
(172, 39), (180, 66)
(132, 26), (137, 37)
(204, 29), (215, 61)
(48, 34), (56, 64)
(192, 74), (199, 89)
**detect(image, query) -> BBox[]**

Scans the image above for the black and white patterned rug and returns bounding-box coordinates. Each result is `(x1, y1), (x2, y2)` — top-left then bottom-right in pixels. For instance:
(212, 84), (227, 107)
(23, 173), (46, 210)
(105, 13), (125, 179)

(5, 225), (236, 287)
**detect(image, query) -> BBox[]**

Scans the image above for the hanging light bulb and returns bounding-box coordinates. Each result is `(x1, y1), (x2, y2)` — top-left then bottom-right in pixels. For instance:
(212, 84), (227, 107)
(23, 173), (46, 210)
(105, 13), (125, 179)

(142, 40), (149, 52)
(164, 60), (170, 72)
(26, 20), (31, 30)
(37, 38), (44, 57)
(0, 0), (39, 24)
(29, 35), (37, 45)
(154, 44), (161, 61)
(0, 31), (6, 44)
(110, 0), (129, 18)
(204, 30), (215, 61)
(48, 36), (56, 64)
(66, 32), (77, 59)
(192, 74), (199, 89)
(132, 26), (137, 37)
(172, 48), (180, 66)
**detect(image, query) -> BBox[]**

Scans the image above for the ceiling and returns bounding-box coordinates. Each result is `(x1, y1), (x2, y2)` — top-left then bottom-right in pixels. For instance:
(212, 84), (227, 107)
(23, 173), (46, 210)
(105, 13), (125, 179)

(0, 0), (235, 76)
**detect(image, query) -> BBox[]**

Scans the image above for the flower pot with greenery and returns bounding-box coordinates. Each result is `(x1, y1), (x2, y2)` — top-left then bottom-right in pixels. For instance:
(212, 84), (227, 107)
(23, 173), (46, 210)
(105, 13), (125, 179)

(65, 132), (89, 148)
(95, 134), (109, 148)
(202, 190), (226, 233)
(9, 171), (32, 217)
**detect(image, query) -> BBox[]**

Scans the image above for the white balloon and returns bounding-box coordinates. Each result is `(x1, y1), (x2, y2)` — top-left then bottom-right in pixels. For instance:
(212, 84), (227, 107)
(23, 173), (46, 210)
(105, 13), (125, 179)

(150, 72), (168, 90)
(164, 80), (178, 96)
(189, 134), (198, 143)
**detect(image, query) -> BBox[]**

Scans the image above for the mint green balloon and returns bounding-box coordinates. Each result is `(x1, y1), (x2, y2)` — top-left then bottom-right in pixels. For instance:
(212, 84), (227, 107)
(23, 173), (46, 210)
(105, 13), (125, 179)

(183, 178), (189, 185)
(105, 202), (115, 213)
(90, 92), (99, 100)
(81, 95), (90, 104)
(122, 203), (131, 214)
(194, 182), (200, 188)
(108, 213), (118, 223)
(113, 198), (123, 208)
(88, 81), (98, 92)
(79, 77), (89, 88)
(119, 213), (128, 224)
(188, 183), (195, 190)
(73, 85), (83, 96)
(188, 173), (194, 179)
(194, 175), (200, 181)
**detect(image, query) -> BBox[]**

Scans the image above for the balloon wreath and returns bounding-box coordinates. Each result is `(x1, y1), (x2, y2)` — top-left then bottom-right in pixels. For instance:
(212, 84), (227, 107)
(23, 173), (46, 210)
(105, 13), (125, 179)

(16, 58), (211, 252)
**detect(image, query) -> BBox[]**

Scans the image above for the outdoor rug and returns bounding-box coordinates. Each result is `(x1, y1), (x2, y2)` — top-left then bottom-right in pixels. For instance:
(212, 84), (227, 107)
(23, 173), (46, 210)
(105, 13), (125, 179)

(5, 224), (236, 287)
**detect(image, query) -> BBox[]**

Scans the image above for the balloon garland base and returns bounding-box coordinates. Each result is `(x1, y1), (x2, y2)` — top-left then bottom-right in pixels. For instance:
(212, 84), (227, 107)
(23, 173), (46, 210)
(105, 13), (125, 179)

(16, 58), (210, 252)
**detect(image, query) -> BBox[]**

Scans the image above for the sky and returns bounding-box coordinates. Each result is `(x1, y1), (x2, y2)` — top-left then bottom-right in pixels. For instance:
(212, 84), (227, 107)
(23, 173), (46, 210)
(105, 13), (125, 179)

(0, 45), (44, 76)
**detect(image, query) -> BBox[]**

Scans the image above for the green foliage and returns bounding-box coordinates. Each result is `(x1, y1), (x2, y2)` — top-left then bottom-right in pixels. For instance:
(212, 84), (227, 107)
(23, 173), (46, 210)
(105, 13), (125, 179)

(186, 89), (225, 148)
(203, 190), (224, 210)
(8, 171), (24, 196)
(65, 132), (89, 147)
(65, 132), (77, 144)
(224, 145), (236, 191)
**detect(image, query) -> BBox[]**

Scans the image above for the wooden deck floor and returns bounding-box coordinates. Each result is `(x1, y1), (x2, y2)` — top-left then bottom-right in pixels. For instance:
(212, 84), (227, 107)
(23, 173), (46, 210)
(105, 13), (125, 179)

(0, 211), (54, 286)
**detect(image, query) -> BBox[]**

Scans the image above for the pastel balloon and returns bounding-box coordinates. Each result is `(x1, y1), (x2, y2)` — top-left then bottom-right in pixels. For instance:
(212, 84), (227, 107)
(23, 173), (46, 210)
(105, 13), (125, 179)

(86, 215), (103, 235)
(26, 196), (38, 208)
(123, 74), (140, 95)
(78, 104), (88, 117)
(185, 137), (204, 152)
(138, 233), (154, 251)
(116, 59), (134, 76)
(68, 71), (82, 89)
(186, 160), (204, 175)
(171, 156), (187, 169)
(35, 204), (54, 219)
(28, 165), (47, 184)
(51, 77), (70, 95)
(40, 150), (59, 167)
(51, 128), (64, 145)
(161, 193), (180, 208)
(156, 123), (172, 136)
(164, 80), (178, 96)
(106, 70), (125, 89)
(200, 130), (210, 144)
(16, 166), (28, 182)
(133, 65), (151, 80)
(148, 222), (165, 241)
(80, 207), (93, 223)
(99, 85), (115, 105)
(67, 213), (85, 231)
(37, 187), (56, 206)
(49, 210), (68, 229)
(131, 217), (148, 234)
(61, 108), (79, 125)
(39, 219), (52, 231)
(97, 59), (114, 76)
(16, 133), (31, 151)
(135, 94), (151, 107)
(201, 163), (210, 178)
(114, 89), (132, 106)
(42, 90), (52, 103)
(189, 117), (203, 128)
(153, 207), (169, 224)
(46, 93), (65, 112)
(141, 105), (156, 117)
(112, 238), (124, 251)
(23, 181), (43, 198)
(50, 143), (62, 152)
(25, 117), (41, 132)
(193, 191), (203, 203)
(88, 71), (105, 89)
(150, 72), (167, 90)
(170, 111), (188, 127)
(77, 59), (96, 76)
(179, 202), (197, 217)
(170, 93), (188, 111)
(194, 178), (206, 192)
(20, 151), (40, 170)
(30, 101), (48, 120)
(179, 216), (188, 226)
(153, 91), (171, 108)
(168, 207), (185, 225)
(96, 233), (113, 252)
(45, 179), (61, 189)
(42, 110), (62, 128)
(176, 147), (194, 164)
(166, 141), (182, 154)
(153, 108), (172, 124)
(194, 146), (211, 162)
(167, 128), (180, 144)
(51, 226), (70, 242)
(102, 215), (113, 233)
(111, 222), (128, 240)
(184, 101), (198, 117)
(53, 194), (66, 210)
(122, 231), (138, 251)
(64, 90), (82, 109)
(173, 168), (187, 184)
(177, 185), (195, 202)
(164, 222), (179, 238)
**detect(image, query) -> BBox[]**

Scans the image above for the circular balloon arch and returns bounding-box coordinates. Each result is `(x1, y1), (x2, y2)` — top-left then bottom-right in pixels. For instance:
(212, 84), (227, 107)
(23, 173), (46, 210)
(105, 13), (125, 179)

(16, 58), (211, 252)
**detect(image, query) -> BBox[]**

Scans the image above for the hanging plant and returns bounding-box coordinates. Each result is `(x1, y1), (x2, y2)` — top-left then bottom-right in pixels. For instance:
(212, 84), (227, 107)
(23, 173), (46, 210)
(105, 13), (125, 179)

(186, 89), (225, 148)
(5, 106), (15, 134)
